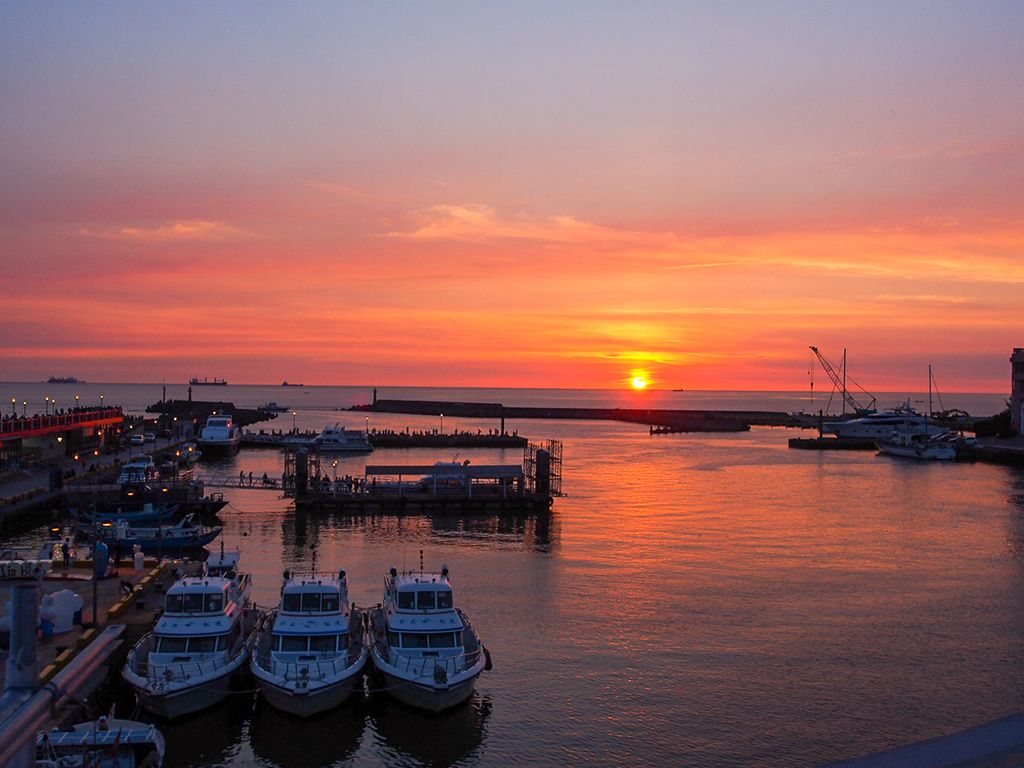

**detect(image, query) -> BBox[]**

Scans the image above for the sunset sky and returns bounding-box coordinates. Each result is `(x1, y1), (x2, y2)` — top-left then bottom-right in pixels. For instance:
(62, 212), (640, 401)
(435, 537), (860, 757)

(2, 2), (1022, 391)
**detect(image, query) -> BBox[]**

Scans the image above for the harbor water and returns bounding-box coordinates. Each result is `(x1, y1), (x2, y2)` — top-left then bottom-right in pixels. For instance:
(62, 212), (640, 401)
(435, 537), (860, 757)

(1, 385), (1020, 766)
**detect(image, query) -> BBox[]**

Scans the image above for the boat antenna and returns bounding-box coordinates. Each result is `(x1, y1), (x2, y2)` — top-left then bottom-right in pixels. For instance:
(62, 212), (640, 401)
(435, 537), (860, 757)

(419, 548), (424, 575)
(311, 542), (317, 574)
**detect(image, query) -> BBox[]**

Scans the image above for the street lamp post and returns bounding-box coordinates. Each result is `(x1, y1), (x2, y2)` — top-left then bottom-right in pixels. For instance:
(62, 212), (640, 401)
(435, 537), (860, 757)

(440, 413), (444, 435)
(365, 416), (369, 435)
(45, 397), (50, 415)
(292, 411), (297, 433)
(10, 397), (15, 417)
(100, 394), (104, 410)
(75, 394), (80, 410)
(22, 401), (27, 417)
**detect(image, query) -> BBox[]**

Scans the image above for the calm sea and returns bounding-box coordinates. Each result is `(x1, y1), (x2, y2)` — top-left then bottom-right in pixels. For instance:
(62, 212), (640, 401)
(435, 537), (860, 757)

(2, 384), (1020, 767)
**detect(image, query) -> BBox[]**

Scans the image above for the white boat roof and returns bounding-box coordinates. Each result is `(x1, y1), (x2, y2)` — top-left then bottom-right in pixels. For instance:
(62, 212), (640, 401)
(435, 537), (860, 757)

(393, 571), (453, 591)
(273, 614), (349, 635)
(283, 572), (345, 591)
(206, 550), (241, 570)
(388, 611), (464, 632)
(155, 613), (234, 635)
(166, 576), (233, 596)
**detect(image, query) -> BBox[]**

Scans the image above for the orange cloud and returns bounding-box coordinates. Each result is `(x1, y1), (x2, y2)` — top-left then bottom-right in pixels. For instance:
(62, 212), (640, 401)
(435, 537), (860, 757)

(78, 219), (254, 243)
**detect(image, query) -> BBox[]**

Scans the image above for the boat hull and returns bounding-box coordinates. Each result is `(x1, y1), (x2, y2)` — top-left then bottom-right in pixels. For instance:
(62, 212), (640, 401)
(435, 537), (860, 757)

(127, 668), (239, 719)
(877, 443), (956, 461)
(255, 673), (361, 717)
(375, 668), (478, 713)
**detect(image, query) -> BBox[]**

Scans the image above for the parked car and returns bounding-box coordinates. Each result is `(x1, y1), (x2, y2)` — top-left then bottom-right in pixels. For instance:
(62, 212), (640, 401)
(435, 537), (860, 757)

(129, 434), (145, 445)
(143, 433), (156, 443)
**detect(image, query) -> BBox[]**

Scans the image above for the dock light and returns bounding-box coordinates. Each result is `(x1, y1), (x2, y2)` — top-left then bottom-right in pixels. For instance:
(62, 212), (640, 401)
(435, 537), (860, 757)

(73, 453), (79, 461)
(127, 490), (135, 497)
(101, 520), (113, 528)
(176, 450), (181, 457)
(56, 435), (63, 443)
(162, 487), (169, 493)
(94, 449), (100, 457)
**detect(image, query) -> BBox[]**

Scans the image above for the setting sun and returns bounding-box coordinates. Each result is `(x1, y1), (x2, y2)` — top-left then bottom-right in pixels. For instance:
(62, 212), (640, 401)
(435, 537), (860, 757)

(631, 376), (649, 390)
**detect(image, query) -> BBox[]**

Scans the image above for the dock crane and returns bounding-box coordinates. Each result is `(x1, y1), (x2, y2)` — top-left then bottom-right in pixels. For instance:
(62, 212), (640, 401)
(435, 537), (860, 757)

(809, 346), (877, 415)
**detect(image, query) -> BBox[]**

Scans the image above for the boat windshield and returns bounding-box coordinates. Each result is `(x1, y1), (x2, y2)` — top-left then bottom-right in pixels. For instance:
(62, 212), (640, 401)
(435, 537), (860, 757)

(388, 631), (462, 648)
(156, 634), (229, 653)
(166, 592), (224, 613)
(272, 633), (346, 652)
(282, 591), (340, 612)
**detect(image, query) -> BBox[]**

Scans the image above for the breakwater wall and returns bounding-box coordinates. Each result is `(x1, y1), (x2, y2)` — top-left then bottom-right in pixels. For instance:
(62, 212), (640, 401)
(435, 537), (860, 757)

(352, 399), (804, 431)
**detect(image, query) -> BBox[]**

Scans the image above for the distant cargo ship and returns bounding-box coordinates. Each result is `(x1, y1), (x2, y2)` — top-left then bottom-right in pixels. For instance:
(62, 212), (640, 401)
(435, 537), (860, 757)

(281, 381), (303, 387)
(46, 376), (82, 384)
(190, 377), (228, 386)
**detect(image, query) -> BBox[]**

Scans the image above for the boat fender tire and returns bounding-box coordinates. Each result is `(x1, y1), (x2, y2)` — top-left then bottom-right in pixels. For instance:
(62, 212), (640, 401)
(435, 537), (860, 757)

(483, 646), (493, 671)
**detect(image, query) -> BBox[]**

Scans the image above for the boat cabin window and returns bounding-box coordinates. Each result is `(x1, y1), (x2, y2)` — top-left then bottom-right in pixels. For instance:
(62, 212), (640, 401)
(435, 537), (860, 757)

(156, 634), (228, 653)
(392, 631), (462, 649)
(417, 591), (436, 610)
(437, 591), (453, 609)
(273, 634), (345, 652)
(283, 591), (339, 612)
(398, 591), (416, 609)
(165, 592), (223, 613)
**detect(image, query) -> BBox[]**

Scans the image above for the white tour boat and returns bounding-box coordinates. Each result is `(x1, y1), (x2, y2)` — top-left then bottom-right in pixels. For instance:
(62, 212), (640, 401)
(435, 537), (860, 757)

(250, 568), (367, 717)
(122, 554), (256, 719)
(36, 717), (166, 767)
(197, 415), (241, 454)
(315, 425), (373, 453)
(823, 401), (947, 440)
(369, 565), (491, 712)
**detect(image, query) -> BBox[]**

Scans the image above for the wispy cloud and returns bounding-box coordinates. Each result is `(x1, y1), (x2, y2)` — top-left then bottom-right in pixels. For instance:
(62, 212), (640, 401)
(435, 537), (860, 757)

(78, 219), (254, 243)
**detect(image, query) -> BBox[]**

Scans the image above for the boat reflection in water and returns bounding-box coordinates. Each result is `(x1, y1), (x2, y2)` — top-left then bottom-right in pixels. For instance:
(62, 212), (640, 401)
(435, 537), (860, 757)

(368, 693), (492, 767)
(283, 507), (558, 556)
(249, 698), (366, 768)
(145, 698), (251, 768)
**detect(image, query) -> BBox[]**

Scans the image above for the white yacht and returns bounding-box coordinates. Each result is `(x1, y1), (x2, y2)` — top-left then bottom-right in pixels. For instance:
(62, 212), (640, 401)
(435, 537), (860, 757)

(250, 568), (367, 717)
(369, 565), (491, 712)
(122, 555), (256, 719)
(315, 425), (373, 453)
(198, 415), (241, 454)
(823, 402), (946, 440)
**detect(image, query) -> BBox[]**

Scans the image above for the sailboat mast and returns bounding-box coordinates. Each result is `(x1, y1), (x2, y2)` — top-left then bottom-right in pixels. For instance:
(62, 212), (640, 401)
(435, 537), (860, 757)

(842, 348), (847, 416)
(928, 364), (933, 417)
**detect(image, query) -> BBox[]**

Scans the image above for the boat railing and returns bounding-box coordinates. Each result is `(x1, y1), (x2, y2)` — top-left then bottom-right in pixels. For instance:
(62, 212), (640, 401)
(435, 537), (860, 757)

(129, 639), (246, 683)
(385, 648), (482, 680)
(254, 651), (357, 681)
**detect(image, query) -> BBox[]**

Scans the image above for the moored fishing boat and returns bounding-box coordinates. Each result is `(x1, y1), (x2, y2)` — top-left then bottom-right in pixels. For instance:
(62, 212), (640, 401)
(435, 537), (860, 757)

(122, 554), (256, 719)
(83, 513), (221, 551)
(250, 568), (367, 717)
(36, 717), (166, 767)
(369, 564), (491, 712)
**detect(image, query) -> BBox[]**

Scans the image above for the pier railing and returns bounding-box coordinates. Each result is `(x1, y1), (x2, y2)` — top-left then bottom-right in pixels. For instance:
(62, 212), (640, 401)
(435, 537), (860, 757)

(0, 407), (124, 437)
